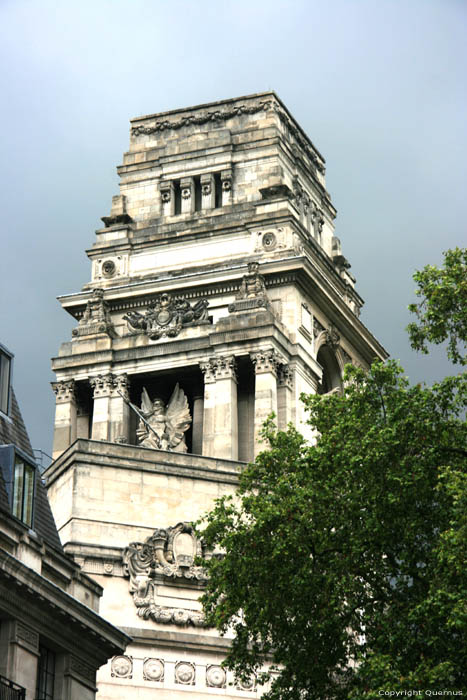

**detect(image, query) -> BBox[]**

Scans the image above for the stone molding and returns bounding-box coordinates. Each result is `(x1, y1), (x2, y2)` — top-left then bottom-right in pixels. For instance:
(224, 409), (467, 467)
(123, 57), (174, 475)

(200, 355), (237, 383)
(206, 665), (227, 689)
(69, 655), (96, 684)
(14, 621), (39, 651)
(52, 379), (76, 403)
(250, 349), (281, 376)
(131, 98), (325, 173)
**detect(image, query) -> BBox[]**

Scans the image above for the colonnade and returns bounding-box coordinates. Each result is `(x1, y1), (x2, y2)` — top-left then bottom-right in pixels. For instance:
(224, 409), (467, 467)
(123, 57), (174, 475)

(51, 349), (295, 462)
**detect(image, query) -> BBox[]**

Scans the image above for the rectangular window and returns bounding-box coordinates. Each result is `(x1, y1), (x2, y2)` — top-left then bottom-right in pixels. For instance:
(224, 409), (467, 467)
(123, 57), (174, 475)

(0, 348), (12, 414)
(12, 454), (35, 527)
(35, 646), (55, 700)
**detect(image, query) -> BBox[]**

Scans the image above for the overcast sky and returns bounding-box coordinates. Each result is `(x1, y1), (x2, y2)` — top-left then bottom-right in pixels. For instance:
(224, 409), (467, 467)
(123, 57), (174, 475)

(1, 0), (466, 457)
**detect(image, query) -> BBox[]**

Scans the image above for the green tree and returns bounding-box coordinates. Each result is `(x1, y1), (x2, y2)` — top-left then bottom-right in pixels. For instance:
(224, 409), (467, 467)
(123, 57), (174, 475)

(200, 365), (467, 698)
(407, 247), (467, 365)
(199, 250), (467, 698)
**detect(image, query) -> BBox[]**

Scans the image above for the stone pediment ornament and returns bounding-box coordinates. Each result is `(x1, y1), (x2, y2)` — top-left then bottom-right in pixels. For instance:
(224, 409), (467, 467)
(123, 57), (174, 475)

(124, 293), (209, 340)
(72, 288), (115, 338)
(228, 262), (271, 313)
(123, 523), (208, 627)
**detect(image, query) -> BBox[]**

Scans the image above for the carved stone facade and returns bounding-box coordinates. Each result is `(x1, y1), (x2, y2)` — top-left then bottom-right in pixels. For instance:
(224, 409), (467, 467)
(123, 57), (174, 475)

(46, 93), (387, 699)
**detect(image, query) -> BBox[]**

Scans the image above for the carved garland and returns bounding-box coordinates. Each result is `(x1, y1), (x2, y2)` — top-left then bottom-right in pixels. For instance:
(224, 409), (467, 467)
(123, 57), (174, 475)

(131, 99), (325, 173)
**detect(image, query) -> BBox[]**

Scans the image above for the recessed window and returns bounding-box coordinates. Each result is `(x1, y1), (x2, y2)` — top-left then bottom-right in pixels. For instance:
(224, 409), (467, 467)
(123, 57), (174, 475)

(0, 347), (12, 414)
(12, 454), (35, 527)
(35, 646), (55, 700)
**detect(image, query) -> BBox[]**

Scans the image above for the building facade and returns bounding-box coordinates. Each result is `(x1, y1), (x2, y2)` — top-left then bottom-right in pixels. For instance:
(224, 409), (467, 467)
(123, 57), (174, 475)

(44, 92), (387, 698)
(0, 342), (129, 700)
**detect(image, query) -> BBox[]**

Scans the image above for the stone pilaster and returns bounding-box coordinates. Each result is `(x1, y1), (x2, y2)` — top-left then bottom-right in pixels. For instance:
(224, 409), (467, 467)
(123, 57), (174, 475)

(52, 380), (77, 460)
(89, 374), (115, 441)
(277, 363), (294, 430)
(200, 356), (238, 460)
(109, 374), (131, 443)
(180, 177), (195, 214)
(160, 181), (175, 217)
(201, 173), (215, 210)
(251, 349), (280, 457)
(191, 394), (204, 455)
(221, 169), (232, 206)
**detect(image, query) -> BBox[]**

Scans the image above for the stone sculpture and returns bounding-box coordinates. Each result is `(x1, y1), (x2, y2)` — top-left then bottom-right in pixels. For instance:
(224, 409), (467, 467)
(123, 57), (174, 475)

(124, 293), (209, 340)
(122, 523), (208, 627)
(136, 384), (191, 453)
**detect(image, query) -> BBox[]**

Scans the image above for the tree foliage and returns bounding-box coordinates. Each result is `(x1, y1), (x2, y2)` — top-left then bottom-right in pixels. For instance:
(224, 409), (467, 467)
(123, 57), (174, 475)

(407, 247), (467, 365)
(199, 364), (467, 697)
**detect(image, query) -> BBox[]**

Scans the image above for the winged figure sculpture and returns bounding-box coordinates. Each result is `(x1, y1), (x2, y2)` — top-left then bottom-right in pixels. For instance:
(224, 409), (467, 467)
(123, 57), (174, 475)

(136, 383), (191, 453)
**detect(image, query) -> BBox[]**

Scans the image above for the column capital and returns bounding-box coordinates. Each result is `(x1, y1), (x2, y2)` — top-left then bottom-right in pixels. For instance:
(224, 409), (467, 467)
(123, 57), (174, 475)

(200, 355), (237, 383)
(52, 379), (76, 403)
(277, 363), (294, 389)
(114, 373), (130, 400)
(250, 349), (281, 376)
(89, 373), (116, 398)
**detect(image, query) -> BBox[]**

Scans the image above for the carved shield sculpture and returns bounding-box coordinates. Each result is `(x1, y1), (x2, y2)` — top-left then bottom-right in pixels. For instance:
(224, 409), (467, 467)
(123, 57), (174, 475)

(124, 292), (209, 340)
(122, 523), (208, 627)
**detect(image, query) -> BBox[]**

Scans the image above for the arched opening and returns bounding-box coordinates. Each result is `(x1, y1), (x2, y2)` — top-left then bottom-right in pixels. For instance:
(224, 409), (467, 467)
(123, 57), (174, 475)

(317, 345), (342, 395)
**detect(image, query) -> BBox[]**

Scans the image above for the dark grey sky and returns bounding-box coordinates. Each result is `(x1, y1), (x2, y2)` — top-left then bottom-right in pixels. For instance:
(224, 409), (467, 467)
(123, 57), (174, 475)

(1, 0), (466, 456)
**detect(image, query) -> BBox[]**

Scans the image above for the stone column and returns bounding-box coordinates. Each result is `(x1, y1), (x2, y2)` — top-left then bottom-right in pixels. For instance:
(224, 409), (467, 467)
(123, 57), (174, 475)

(251, 349), (280, 457)
(160, 181), (175, 217)
(89, 374), (115, 441)
(180, 177), (195, 214)
(221, 169), (232, 206)
(201, 173), (215, 210)
(191, 393), (204, 455)
(109, 374), (131, 443)
(277, 363), (294, 431)
(200, 356), (238, 460)
(52, 380), (77, 460)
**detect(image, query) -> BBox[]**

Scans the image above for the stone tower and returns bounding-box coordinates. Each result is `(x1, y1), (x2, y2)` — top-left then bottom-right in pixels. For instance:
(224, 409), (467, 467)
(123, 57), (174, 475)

(45, 92), (386, 698)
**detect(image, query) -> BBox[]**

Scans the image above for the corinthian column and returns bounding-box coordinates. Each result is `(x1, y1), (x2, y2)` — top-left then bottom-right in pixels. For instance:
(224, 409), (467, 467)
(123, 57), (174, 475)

(200, 355), (238, 460)
(52, 380), (77, 459)
(251, 349), (280, 457)
(109, 374), (131, 443)
(89, 374), (115, 441)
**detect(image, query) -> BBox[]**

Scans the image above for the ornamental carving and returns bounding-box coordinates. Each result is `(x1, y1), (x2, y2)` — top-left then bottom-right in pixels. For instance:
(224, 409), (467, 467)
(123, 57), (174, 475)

(251, 349), (281, 375)
(229, 262), (271, 313)
(123, 523), (208, 627)
(52, 379), (75, 403)
(278, 363), (294, 389)
(136, 384), (191, 453)
(325, 324), (340, 349)
(175, 661), (196, 685)
(237, 676), (256, 691)
(200, 356), (237, 383)
(89, 373), (129, 399)
(143, 658), (164, 682)
(111, 655), (132, 679)
(131, 100), (273, 136)
(124, 293), (209, 340)
(206, 665), (227, 688)
(131, 99), (325, 174)
(72, 288), (115, 338)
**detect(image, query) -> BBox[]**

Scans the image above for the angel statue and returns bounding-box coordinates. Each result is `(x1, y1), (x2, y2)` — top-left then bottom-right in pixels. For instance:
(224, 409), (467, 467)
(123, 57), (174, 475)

(136, 383), (191, 453)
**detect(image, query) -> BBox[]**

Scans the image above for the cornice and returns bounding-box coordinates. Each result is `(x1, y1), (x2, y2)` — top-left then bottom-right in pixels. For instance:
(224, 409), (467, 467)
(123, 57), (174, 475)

(130, 94), (325, 174)
(0, 549), (130, 655)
